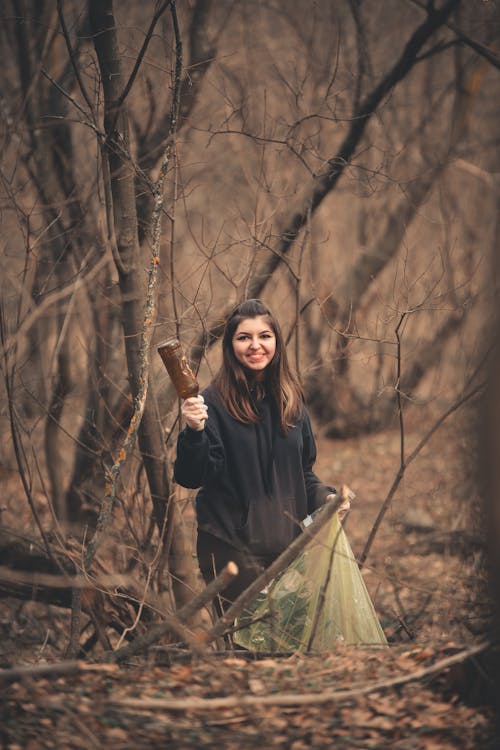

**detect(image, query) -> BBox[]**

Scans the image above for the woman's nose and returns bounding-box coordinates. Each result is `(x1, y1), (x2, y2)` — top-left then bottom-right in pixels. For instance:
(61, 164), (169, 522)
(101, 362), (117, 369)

(249, 338), (260, 349)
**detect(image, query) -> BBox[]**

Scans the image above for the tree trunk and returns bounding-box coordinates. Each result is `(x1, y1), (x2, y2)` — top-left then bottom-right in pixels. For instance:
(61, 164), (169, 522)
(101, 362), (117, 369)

(64, 272), (128, 526)
(88, 0), (199, 609)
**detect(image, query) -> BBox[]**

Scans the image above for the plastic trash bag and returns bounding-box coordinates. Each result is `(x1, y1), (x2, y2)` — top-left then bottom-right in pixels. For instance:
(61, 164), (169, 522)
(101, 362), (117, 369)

(234, 512), (387, 652)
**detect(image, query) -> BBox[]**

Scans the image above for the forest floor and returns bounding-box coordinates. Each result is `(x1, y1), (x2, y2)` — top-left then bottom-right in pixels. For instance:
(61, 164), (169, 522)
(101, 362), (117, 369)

(0, 405), (499, 749)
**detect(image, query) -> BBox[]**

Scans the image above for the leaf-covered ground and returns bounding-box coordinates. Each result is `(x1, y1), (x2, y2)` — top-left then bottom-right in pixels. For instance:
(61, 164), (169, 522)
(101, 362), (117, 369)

(1, 407), (498, 748)
(1, 645), (496, 749)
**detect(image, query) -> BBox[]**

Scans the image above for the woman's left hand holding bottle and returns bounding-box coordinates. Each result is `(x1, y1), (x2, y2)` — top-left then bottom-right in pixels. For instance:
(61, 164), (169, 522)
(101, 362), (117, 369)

(181, 395), (208, 431)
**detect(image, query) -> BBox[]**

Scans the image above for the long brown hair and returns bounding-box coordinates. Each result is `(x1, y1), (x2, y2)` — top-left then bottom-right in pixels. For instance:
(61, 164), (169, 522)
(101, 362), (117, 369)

(212, 299), (303, 432)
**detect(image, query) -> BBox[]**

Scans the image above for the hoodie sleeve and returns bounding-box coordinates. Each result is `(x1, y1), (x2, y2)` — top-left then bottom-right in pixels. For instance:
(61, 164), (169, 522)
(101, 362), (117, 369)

(173, 400), (225, 489)
(301, 409), (336, 513)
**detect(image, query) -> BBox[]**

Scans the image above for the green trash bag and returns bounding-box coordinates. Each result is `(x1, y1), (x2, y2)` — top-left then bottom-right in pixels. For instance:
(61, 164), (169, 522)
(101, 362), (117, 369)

(234, 513), (387, 652)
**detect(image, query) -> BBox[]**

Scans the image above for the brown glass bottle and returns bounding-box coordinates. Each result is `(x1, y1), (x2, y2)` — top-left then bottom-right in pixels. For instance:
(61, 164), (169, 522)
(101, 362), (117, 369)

(157, 338), (199, 399)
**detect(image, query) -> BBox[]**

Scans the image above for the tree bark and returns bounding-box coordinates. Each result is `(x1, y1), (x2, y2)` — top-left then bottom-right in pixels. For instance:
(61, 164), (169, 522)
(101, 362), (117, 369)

(88, 0), (199, 609)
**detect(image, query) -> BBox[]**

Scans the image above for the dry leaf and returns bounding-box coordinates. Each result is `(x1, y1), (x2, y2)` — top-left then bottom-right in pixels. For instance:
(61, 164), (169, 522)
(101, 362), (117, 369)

(248, 678), (266, 694)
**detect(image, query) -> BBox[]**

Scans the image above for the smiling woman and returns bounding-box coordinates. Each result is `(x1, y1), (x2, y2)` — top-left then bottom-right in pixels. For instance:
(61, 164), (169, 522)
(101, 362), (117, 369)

(232, 318), (277, 373)
(174, 299), (349, 615)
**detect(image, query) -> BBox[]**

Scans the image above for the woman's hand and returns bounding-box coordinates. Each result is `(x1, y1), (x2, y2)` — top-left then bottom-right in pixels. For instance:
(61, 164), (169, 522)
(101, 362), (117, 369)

(327, 489), (353, 521)
(181, 395), (208, 431)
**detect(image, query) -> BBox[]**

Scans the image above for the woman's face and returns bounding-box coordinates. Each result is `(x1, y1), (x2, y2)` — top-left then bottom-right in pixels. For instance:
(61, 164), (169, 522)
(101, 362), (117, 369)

(232, 316), (276, 373)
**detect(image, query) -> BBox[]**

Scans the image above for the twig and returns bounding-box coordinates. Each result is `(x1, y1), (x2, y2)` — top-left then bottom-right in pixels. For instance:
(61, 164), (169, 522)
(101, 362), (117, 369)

(110, 1), (171, 133)
(108, 640), (490, 711)
(56, 0), (94, 113)
(0, 253), (111, 364)
(109, 561), (239, 662)
(406, 0), (500, 71)
(113, 564), (155, 651)
(360, 380), (485, 568)
(0, 660), (118, 686)
(67, 588), (82, 658)
(395, 313), (406, 468)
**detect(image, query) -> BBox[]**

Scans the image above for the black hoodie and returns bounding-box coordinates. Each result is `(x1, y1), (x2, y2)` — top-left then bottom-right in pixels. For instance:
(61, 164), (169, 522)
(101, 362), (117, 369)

(174, 385), (335, 559)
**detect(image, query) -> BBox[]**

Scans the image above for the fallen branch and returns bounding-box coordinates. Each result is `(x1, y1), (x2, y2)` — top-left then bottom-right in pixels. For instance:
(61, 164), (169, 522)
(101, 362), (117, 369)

(0, 660), (118, 686)
(0, 530), (77, 608)
(0, 565), (144, 592)
(0, 554), (162, 619)
(108, 641), (490, 711)
(109, 561), (239, 662)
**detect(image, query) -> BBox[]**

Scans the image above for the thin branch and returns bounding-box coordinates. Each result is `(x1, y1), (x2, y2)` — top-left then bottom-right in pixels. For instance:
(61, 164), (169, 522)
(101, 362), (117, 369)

(0, 565), (158, 591)
(109, 562), (239, 662)
(359, 380), (485, 567)
(39, 73), (158, 202)
(108, 641), (490, 711)
(68, 588), (82, 657)
(244, 0), (461, 300)
(110, 0), (171, 133)
(41, 67), (90, 122)
(0, 661), (118, 687)
(56, 0), (94, 113)
(395, 313), (406, 468)
(406, 381), (485, 466)
(0, 252), (110, 386)
(414, 38), (459, 62)
(406, 0), (500, 71)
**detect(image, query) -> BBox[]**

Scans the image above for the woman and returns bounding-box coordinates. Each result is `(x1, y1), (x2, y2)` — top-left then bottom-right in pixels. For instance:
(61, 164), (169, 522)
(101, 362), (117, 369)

(174, 299), (349, 610)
